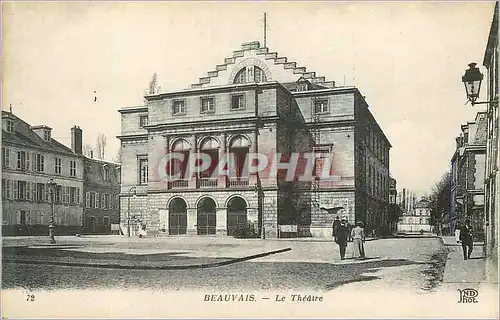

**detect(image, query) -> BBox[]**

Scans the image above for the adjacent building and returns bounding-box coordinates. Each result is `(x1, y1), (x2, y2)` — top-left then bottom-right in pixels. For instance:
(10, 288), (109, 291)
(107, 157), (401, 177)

(2, 111), (84, 235)
(118, 40), (392, 238)
(483, 1), (499, 260)
(397, 198), (431, 233)
(2, 111), (121, 235)
(450, 112), (487, 240)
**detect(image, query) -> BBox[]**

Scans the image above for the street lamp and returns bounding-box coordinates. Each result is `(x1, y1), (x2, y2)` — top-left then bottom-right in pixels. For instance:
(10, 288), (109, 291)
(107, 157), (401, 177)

(254, 177), (266, 239)
(462, 63), (484, 104)
(47, 179), (58, 244)
(127, 186), (137, 237)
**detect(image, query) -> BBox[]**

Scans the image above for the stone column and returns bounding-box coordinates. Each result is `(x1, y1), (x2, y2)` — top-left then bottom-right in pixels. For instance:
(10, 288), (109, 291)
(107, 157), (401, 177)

(186, 207), (197, 235)
(188, 135), (198, 188)
(216, 207), (227, 236)
(218, 132), (227, 188)
(250, 130), (258, 186)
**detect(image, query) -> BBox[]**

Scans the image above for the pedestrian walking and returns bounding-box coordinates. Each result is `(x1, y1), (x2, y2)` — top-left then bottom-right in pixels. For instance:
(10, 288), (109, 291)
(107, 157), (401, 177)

(334, 214), (350, 260)
(454, 224), (461, 243)
(351, 221), (366, 259)
(459, 219), (474, 260)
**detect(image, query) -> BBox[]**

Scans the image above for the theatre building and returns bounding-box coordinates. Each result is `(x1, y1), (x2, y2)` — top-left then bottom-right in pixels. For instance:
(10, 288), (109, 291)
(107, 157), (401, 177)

(118, 41), (391, 238)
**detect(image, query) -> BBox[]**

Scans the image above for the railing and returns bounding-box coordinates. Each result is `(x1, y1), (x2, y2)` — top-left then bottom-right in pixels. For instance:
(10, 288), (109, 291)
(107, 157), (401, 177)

(228, 177), (249, 187)
(169, 180), (189, 189)
(199, 178), (218, 188)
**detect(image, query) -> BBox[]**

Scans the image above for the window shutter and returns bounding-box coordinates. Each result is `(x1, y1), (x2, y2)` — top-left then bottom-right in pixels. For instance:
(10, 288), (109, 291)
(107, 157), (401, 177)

(13, 180), (18, 200)
(95, 192), (100, 208)
(26, 152), (30, 171)
(101, 193), (105, 209)
(26, 183), (31, 201)
(77, 188), (81, 204)
(85, 192), (90, 208)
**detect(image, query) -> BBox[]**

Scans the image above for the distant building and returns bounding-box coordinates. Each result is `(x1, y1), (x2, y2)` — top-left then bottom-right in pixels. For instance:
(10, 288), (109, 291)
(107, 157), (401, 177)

(1, 111), (121, 235)
(450, 112), (487, 240)
(118, 40), (392, 238)
(397, 198), (431, 233)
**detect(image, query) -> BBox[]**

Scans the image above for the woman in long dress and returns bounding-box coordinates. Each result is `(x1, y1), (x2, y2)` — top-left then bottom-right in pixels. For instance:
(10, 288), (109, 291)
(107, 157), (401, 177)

(351, 221), (366, 259)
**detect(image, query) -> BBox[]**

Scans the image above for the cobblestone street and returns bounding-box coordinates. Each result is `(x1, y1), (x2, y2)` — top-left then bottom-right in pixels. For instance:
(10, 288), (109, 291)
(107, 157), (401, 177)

(3, 236), (448, 292)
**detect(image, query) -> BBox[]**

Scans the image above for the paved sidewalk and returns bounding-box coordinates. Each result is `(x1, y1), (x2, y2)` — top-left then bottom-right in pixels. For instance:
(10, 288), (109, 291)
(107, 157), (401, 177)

(439, 236), (498, 291)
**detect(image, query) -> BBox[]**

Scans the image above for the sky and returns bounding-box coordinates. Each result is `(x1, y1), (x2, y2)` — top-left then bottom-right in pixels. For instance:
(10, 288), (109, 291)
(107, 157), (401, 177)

(2, 1), (496, 195)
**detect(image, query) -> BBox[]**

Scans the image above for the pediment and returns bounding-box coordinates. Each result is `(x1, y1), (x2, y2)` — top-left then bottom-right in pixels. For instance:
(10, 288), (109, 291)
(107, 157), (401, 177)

(190, 41), (335, 89)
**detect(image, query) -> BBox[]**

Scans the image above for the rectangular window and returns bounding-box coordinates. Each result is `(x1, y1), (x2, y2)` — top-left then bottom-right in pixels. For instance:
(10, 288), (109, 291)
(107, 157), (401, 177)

(54, 186), (61, 203)
(95, 192), (100, 208)
(230, 95), (245, 110)
(103, 167), (110, 181)
(70, 187), (76, 204)
(18, 181), (27, 200)
(20, 210), (26, 225)
(2, 179), (7, 199)
(139, 158), (148, 184)
(6, 119), (14, 133)
(35, 154), (45, 172)
(2, 147), (10, 168)
(54, 158), (62, 174)
(86, 192), (91, 207)
(36, 183), (45, 202)
(76, 188), (81, 204)
(201, 97), (215, 113)
(101, 193), (105, 209)
(314, 99), (329, 114)
(109, 194), (114, 210)
(70, 161), (77, 177)
(172, 100), (186, 115)
(139, 115), (148, 127)
(17, 151), (26, 170)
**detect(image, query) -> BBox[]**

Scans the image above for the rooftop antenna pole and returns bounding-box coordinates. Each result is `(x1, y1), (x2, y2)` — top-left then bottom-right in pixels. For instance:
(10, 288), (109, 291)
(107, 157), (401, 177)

(263, 12), (267, 48)
(9, 104), (12, 113)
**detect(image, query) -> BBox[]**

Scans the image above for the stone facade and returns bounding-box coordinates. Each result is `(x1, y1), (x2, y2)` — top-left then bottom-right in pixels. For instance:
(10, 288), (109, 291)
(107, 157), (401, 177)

(118, 41), (391, 238)
(398, 198), (432, 233)
(2, 112), (84, 235)
(483, 2), (499, 259)
(451, 112), (487, 240)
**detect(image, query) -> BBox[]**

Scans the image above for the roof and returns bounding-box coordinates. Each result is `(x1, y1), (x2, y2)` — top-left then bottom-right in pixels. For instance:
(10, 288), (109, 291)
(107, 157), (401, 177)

(415, 198), (431, 209)
(2, 111), (75, 156)
(483, 2), (498, 67)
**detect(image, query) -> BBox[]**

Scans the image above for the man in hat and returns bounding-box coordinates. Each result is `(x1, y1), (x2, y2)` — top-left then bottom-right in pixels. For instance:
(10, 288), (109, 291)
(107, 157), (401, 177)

(334, 213), (350, 260)
(459, 218), (474, 260)
(332, 216), (341, 238)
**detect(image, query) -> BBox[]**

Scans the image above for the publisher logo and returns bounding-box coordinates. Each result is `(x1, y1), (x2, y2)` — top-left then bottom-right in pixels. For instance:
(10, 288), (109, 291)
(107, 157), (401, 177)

(457, 288), (478, 303)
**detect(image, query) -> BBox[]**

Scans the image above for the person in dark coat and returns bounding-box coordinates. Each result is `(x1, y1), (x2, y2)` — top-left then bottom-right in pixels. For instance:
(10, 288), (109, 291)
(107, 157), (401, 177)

(459, 219), (474, 260)
(334, 215), (350, 260)
(332, 216), (341, 238)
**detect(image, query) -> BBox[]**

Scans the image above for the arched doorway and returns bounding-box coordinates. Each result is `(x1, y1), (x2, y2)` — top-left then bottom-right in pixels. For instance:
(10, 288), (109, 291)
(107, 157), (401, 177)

(169, 198), (187, 235)
(197, 197), (216, 235)
(227, 197), (248, 236)
(85, 216), (96, 234)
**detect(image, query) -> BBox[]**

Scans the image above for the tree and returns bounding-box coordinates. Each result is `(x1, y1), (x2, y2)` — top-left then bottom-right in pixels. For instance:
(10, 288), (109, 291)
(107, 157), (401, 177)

(83, 144), (94, 158)
(428, 171), (452, 232)
(96, 133), (107, 160)
(112, 146), (122, 163)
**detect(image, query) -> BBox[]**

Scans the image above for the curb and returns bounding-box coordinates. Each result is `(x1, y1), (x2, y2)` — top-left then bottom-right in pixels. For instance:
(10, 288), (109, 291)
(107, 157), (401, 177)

(2, 247), (292, 270)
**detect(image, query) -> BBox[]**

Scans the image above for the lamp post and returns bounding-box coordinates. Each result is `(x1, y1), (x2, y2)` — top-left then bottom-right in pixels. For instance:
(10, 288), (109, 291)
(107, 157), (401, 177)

(254, 177), (265, 239)
(127, 186), (137, 237)
(47, 179), (58, 244)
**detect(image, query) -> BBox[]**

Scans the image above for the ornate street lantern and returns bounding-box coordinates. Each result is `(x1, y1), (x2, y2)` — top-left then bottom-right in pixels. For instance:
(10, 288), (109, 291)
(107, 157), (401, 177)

(462, 63), (483, 104)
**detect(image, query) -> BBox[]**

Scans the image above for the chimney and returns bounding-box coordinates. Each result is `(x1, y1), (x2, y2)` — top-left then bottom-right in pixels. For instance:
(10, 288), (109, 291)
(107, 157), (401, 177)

(71, 126), (83, 154)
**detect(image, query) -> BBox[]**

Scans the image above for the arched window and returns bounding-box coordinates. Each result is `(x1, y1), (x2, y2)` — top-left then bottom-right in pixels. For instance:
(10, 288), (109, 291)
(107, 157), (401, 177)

(233, 66), (267, 84)
(170, 139), (191, 179)
(229, 135), (250, 148)
(234, 68), (247, 84)
(172, 139), (191, 151)
(199, 137), (220, 179)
